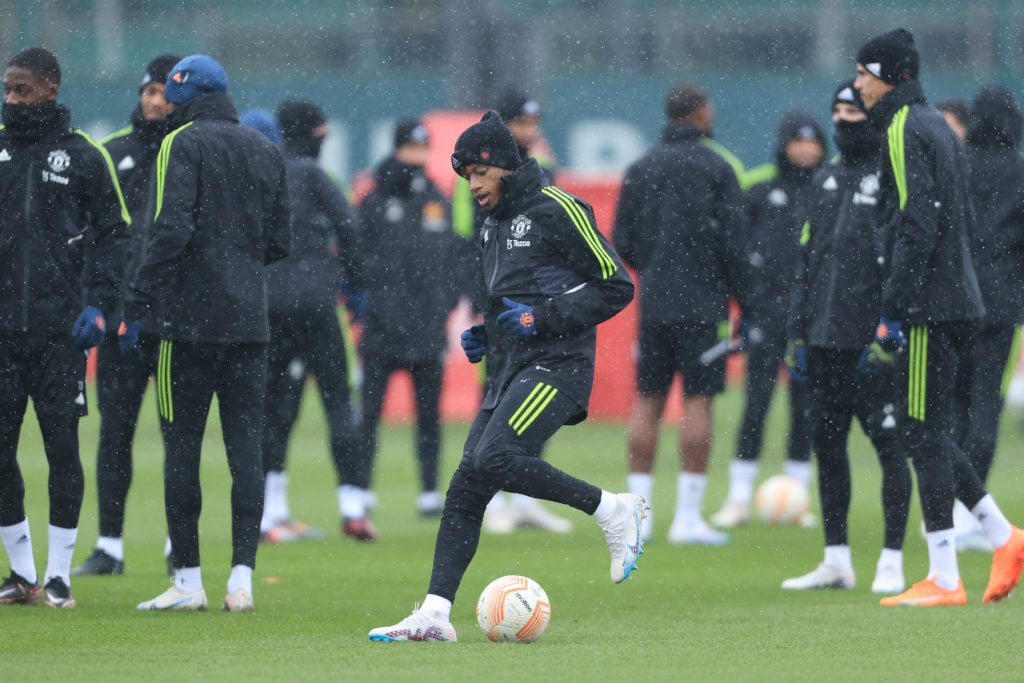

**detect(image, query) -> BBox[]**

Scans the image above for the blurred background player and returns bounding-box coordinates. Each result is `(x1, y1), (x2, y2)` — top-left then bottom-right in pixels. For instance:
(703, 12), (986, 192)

(73, 53), (181, 578)
(240, 107), (283, 144)
(0, 46), (129, 608)
(356, 118), (463, 524)
(259, 99), (366, 543)
(781, 80), (911, 594)
(948, 86), (1024, 551)
(613, 81), (752, 546)
(936, 99), (970, 142)
(712, 109), (825, 529)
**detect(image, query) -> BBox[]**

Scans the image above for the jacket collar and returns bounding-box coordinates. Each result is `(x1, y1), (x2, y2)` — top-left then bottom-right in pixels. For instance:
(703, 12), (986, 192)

(661, 122), (704, 144)
(167, 91), (239, 128)
(491, 158), (545, 220)
(868, 79), (927, 130)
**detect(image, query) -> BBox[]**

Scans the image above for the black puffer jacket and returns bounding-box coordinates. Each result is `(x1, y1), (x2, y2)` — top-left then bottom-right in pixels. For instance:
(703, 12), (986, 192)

(267, 143), (359, 314)
(869, 79), (984, 324)
(358, 156), (463, 361)
(125, 92), (291, 343)
(478, 159), (633, 415)
(0, 102), (129, 333)
(613, 123), (751, 324)
(965, 86), (1024, 325)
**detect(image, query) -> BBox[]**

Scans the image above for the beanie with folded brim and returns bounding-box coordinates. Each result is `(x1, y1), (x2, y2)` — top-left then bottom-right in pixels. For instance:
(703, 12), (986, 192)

(450, 110), (522, 178)
(856, 28), (919, 85)
(164, 54), (228, 105)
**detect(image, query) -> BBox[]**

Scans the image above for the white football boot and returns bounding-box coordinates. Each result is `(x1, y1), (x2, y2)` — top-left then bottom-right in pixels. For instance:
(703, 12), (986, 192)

(781, 563), (856, 590)
(368, 606), (457, 642)
(600, 493), (648, 583)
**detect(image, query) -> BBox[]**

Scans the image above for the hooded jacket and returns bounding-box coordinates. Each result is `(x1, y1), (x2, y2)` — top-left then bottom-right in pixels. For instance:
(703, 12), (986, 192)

(125, 92), (291, 343)
(965, 87), (1024, 325)
(613, 122), (751, 325)
(868, 79), (984, 324)
(0, 102), (130, 334)
(478, 159), (633, 415)
(744, 111), (824, 331)
(358, 155), (464, 360)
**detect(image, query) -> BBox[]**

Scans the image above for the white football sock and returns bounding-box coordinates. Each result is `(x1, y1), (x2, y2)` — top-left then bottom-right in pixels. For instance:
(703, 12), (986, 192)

(783, 459), (813, 487)
(96, 535), (124, 562)
(510, 493), (536, 510)
(925, 529), (959, 590)
(876, 547), (903, 571)
(421, 593), (452, 620)
(175, 566), (203, 592)
(824, 544), (852, 571)
(673, 472), (706, 527)
(164, 536), (172, 559)
(0, 519), (37, 584)
(338, 485), (367, 520)
(726, 459), (758, 504)
(972, 494), (1013, 549)
(627, 473), (653, 507)
(592, 490), (618, 524)
(952, 498), (981, 535)
(44, 524), (77, 585)
(486, 492), (510, 512)
(227, 565), (253, 594)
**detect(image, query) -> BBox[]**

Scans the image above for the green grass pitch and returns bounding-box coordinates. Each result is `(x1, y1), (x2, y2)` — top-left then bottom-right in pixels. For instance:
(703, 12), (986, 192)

(5, 381), (1024, 682)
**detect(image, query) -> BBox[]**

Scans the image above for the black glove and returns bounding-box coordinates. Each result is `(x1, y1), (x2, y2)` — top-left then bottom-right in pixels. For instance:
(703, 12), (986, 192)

(496, 297), (537, 340)
(460, 324), (487, 363)
(71, 306), (106, 350)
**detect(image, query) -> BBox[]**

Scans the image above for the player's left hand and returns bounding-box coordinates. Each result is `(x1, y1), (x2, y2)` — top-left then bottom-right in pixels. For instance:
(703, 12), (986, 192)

(858, 316), (905, 374)
(497, 297), (537, 340)
(71, 305), (106, 350)
(118, 319), (142, 355)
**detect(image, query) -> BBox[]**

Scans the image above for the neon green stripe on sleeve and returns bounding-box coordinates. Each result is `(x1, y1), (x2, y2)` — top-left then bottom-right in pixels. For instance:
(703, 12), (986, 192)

(75, 130), (132, 226)
(154, 122), (194, 222)
(541, 186), (616, 279)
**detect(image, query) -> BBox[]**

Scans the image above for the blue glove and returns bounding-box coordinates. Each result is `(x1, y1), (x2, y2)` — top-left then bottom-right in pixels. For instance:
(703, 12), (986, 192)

(118, 319), (142, 355)
(460, 324), (487, 363)
(345, 291), (368, 323)
(785, 338), (808, 382)
(71, 306), (106, 350)
(858, 316), (906, 374)
(496, 297), (537, 340)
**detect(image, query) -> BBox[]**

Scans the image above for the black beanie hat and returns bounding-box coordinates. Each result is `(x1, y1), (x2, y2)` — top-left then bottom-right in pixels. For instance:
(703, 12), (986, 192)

(833, 78), (867, 112)
(856, 28), (919, 85)
(140, 53), (182, 93)
(967, 86), (1023, 149)
(450, 111), (522, 178)
(496, 89), (542, 122)
(394, 118), (429, 148)
(777, 109), (825, 146)
(277, 98), (326, 143)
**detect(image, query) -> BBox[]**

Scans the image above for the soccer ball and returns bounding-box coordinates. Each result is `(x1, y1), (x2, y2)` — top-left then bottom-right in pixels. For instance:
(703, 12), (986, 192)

(476, 575), (551, 643)
(754, 475), (810, 525)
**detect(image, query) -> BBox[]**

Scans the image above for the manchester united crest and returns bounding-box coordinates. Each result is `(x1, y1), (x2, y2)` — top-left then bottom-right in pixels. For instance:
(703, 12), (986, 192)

(48, 149), (70, 173)
(511, 214), (531, 239)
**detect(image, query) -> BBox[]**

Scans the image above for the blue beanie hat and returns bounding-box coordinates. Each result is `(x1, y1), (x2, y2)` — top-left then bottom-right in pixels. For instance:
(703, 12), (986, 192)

(164, 55), (228, 105)
(240, 108), (282, 143)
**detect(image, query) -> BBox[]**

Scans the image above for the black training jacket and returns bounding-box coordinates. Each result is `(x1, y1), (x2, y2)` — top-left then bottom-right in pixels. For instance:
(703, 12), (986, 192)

(788, 153), (886, 350)
(613, 123), (751, 324)
(267, 144), (359, 314)
(744, 159), (819, 333)
(125, 92), (291, 343)
(102, 105), (172, 320)
(869, 80), (984, 324)
(478, 159), (634, 415)
(965, 107), (1024, 325)
(358, 156), (465, 361)
(0, 104), (130, 334)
